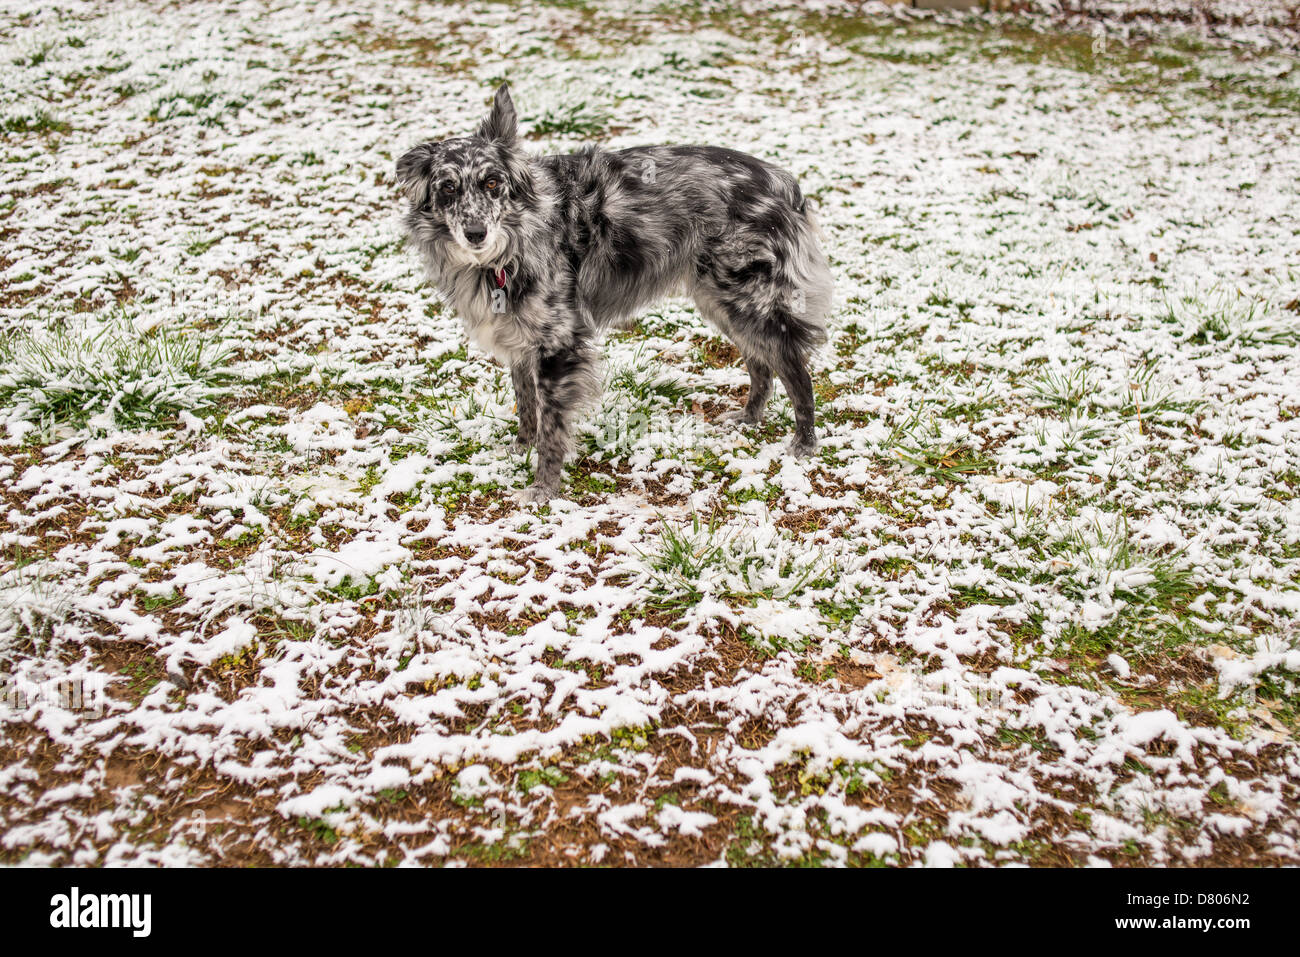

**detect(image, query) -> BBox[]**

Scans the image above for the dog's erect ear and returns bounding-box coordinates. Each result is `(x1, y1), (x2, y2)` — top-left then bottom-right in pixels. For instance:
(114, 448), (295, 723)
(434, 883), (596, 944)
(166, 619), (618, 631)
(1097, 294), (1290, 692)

(477, 83), (517, 147)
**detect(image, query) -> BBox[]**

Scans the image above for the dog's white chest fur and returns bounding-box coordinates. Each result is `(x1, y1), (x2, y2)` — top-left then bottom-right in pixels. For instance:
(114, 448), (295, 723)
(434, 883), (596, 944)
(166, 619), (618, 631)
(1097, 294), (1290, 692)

(463, 310), (518, 364)
(454, 285), (529, 365)
(423, 249), (527, 365)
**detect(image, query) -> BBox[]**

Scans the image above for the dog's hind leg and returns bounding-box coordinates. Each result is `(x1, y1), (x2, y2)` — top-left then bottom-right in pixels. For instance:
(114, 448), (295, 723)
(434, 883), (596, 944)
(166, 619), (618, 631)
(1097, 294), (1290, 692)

(518, 342), (602, 503)
(770, 348), (817, 457)
(691, 222), (830, 456)
(722, 356), (773, 426)
(693, 282), (824, 457)
(691, 289), (774, 428)
(728, 338), (817, 457)
(511, 361), (538, 450)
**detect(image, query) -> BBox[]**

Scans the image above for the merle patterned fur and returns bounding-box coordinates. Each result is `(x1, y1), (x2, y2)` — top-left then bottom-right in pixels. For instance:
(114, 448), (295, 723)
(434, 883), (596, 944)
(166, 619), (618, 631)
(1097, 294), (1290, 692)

(396, 84), (834, 503)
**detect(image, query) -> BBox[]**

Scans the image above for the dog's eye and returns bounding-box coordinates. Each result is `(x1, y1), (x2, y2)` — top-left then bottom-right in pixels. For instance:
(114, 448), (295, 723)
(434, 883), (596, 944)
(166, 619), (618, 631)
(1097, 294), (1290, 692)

(484, 177), (499, 191)
(440, 182), (456, 195)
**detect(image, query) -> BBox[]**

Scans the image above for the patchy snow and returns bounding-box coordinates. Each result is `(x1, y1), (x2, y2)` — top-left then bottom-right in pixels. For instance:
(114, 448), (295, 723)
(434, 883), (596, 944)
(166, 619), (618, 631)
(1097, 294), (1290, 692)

(1, 0), (1297, 866)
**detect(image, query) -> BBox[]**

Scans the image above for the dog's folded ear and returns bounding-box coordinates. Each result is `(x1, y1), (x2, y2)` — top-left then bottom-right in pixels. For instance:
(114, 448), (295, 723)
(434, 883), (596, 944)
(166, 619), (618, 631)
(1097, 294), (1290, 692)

(395, 145), (432, 206)
(477, 83), (517, 147)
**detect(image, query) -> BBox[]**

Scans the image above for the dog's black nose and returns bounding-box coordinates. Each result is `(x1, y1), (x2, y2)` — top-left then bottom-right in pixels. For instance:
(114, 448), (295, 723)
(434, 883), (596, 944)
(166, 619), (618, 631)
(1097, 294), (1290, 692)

(464, 224), (487, 245)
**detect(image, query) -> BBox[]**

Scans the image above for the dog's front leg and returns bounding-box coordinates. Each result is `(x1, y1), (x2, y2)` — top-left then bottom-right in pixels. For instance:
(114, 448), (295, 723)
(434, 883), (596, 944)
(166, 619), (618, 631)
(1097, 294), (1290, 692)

(517, 341), (600, 504)
(511, 360), (538, 450)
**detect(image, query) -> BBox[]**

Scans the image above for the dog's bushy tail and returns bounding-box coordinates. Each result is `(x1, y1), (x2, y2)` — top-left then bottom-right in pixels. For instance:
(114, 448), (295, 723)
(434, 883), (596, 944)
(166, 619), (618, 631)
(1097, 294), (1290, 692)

(763, 170), (832, 348)
(802, 196), (828, 243)
(783, 193), (834, 352)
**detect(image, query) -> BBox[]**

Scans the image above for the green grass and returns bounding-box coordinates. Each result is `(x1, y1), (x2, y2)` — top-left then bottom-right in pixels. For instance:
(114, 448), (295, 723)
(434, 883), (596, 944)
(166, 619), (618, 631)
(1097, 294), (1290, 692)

(894, 441), (993, 482)
(136, 589), (181, 611)
(2, 111), (71, 134)
(639, 513), (830, 609)
(120, 657), (164, 697)
(723, 812), (893, 868)
(325, 575), (381, 602)
(297, 816), (340, 845)
(454, 835), (531, 863)
(609, 357), (693, 406)
(528, 101), (611, 139)
(0, 312), (233, 431)
(1030, 366), (1094, 413)
(517, 766), (569, 792)
(1168, 287), (1300, 348)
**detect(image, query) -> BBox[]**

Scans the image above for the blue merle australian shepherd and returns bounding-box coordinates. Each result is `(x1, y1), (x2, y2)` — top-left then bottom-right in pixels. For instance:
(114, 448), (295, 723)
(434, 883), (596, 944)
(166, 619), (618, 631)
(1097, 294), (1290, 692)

(397, 84), (834, 503)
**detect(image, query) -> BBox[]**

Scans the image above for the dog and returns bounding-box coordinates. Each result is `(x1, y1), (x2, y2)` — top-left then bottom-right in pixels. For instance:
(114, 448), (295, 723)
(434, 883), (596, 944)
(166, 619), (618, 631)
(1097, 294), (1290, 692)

(396, 84), (833, 503)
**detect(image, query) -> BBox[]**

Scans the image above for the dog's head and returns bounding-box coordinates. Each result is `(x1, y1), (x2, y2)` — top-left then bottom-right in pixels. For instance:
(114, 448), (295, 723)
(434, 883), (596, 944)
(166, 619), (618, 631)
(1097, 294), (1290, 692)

(396, 84), (534, 265)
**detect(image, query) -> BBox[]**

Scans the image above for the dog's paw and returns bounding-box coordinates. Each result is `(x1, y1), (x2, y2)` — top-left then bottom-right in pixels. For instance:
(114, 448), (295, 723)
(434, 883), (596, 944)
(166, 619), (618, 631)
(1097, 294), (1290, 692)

(786, 435), (817, 459)
(721, 409), (761, 428)
(512, 434), (534, 452)
(514, 484), (556, 506)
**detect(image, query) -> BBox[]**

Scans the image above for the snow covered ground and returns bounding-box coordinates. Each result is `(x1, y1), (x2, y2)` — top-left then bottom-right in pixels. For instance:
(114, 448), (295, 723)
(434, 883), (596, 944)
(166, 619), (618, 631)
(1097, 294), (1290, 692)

(1, 0), (1297, 866)
(1034, 1), (1300, 49)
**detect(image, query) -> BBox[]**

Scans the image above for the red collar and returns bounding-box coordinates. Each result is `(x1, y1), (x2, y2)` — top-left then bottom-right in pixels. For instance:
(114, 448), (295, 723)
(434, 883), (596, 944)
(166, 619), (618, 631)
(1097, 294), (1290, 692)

(493, 265), (508, 288)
